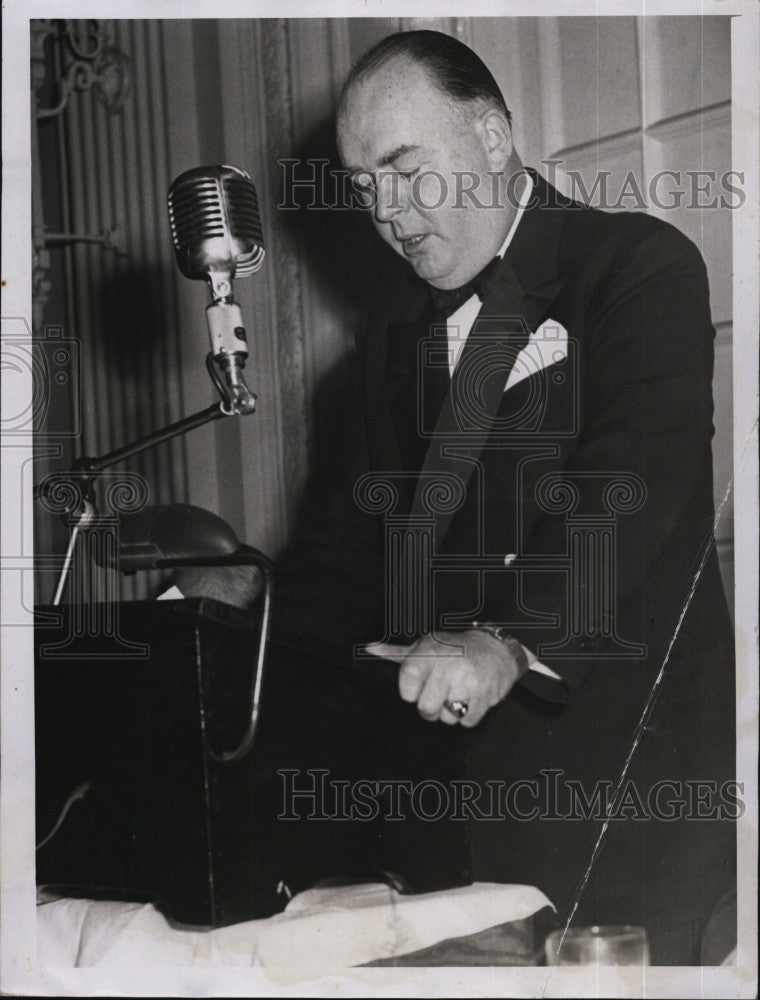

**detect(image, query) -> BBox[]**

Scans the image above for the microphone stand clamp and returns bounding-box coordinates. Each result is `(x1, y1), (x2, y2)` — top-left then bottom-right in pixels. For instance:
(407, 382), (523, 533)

(205, 274), (257, 416)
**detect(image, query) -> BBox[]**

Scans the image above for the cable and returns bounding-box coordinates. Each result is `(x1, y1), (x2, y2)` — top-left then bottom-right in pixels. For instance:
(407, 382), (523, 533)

(36, 781), (91, 851)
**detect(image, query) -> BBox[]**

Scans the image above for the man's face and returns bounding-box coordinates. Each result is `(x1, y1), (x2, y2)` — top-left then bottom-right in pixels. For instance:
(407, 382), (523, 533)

(337, 57), (512, 290)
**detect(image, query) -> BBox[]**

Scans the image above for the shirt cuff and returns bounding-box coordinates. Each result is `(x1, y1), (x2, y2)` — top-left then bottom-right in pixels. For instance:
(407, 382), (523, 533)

(528, 660), (562, 681)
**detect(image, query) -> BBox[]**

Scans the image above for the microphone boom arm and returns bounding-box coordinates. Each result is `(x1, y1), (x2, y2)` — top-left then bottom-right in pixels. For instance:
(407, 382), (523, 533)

(34, 364), (252, 527)
(72, 399), (228, 478)
(34, 392), (250, 605)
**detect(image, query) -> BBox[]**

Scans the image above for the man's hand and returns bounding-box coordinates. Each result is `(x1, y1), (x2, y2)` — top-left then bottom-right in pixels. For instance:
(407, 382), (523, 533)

(371, 630), (527, 727)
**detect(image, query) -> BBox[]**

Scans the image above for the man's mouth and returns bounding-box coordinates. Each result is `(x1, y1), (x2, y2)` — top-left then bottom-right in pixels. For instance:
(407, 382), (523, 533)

(399, 233), (430, 254)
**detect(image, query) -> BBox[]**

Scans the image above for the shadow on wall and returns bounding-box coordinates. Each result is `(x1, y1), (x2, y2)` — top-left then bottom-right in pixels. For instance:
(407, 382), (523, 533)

(98, 263), (173, 357)
(277, 110), (411, 325)
(93, 261), (187, 456)
(274, 111), (412, 537)
(87, 262), (192, 584)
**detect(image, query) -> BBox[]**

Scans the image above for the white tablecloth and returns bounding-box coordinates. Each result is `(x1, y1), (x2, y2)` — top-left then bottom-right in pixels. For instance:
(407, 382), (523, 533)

(37, 881), (553, 970)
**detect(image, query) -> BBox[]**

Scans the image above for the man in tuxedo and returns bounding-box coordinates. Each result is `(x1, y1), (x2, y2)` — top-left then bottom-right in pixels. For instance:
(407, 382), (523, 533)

(185, 30), (736, 964)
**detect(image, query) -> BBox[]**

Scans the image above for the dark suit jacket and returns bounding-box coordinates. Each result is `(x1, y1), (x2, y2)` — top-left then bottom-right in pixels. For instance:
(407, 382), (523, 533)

(274, 170), (736, 946)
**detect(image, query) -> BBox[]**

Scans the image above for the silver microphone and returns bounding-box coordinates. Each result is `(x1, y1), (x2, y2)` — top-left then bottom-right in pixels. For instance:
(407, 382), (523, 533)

(167, 165), (265, 414)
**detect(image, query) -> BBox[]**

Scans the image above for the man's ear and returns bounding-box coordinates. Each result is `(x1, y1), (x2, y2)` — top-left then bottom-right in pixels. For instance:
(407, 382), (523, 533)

(478, 108), (512, 170)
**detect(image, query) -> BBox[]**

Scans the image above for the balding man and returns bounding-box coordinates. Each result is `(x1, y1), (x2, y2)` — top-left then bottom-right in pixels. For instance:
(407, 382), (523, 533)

(186, 29), (736, 965)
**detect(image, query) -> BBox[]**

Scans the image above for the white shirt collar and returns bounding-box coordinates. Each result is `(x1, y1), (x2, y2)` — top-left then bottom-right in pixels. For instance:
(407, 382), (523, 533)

(496, 171), (533, 260)
(444, 172), (534, 374)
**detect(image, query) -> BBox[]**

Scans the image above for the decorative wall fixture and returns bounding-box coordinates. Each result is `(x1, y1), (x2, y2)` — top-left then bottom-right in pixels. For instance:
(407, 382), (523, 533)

(33, 19), (131, 119)
(31, 19), (130, 331)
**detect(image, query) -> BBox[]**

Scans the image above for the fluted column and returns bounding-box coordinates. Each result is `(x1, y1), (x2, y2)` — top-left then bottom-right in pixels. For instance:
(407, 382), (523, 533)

(354, 472), (465, 648)
(536, 472), (647, 658)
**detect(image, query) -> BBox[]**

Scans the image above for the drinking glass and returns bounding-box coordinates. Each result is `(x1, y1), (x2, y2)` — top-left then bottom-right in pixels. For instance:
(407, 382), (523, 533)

(545, 925), (649, 966)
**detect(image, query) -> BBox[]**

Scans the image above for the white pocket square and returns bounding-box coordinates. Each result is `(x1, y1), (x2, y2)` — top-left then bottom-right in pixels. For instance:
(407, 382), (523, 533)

(504, 319), (569, 392)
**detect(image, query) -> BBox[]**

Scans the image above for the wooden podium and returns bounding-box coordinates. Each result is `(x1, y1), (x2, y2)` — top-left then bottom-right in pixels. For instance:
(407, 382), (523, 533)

(35, 599), (472, 926)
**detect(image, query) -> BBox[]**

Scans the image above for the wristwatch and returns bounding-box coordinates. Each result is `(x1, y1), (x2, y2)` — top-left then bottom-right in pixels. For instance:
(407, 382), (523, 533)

(471, 623), (530, 678)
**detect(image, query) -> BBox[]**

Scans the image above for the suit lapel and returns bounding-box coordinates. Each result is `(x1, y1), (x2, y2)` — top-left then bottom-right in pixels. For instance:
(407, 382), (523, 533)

(409, 171), (568, 538)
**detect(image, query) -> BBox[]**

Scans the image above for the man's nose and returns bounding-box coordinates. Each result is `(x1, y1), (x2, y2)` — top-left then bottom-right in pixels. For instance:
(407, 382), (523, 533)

(374, 172), (407, 223)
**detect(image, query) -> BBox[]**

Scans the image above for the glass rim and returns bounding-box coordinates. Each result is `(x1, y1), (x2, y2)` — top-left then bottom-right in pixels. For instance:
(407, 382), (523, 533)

(546, 925), (647, 943)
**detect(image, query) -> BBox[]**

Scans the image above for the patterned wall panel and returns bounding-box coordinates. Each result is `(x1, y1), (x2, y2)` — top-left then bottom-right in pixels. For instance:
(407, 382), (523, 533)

(35, 20), (195, 601)
(540, 17), (642, 154)
(639, 15), (731, 126)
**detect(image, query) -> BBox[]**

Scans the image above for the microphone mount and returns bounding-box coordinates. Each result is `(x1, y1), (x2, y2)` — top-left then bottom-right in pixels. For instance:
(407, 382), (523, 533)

(204, 277), (256, 417)
(34, 358), (254, 600)
(34, 161), (273, 758)
(36, 161), (265, 602)
(167, 164), (265, 418)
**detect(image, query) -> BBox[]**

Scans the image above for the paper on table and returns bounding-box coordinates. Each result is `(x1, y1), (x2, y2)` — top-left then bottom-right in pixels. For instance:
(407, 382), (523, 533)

(365, 640), (561, 681)
(364, 642), (412, 662)
(157, 585), (184, 601)
(35, 882), (555, 971)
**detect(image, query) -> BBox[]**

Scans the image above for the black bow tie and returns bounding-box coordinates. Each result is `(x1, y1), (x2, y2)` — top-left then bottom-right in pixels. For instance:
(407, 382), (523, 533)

(428, 256), (502, 318)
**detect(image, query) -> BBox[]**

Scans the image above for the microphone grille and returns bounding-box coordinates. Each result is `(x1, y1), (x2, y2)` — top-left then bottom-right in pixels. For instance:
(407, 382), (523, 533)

(167, 165), (265, 281)
(221, 171), (265, 276)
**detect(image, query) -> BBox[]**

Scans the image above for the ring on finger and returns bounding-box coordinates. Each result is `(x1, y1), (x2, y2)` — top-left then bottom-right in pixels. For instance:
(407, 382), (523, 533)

(443, 699), (469, 719)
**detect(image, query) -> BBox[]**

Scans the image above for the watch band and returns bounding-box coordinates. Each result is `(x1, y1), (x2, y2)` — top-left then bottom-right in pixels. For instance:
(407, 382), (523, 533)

(472, 624), (531, 678)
